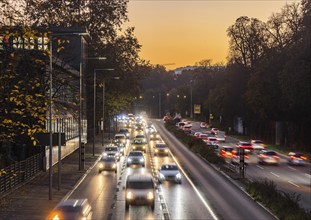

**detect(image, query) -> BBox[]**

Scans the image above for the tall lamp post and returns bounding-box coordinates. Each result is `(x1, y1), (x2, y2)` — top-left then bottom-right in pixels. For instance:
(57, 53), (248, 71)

(48, 31), (89, 200)
(93, 69), (117, 153)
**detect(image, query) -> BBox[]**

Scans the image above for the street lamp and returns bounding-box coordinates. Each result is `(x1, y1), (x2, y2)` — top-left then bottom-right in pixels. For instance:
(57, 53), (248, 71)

(48, 31), (89, 200)
(93, 69), (118, 152)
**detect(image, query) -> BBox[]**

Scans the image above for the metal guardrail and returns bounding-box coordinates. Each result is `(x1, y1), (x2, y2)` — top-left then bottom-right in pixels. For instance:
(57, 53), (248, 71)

(0, 153), (42, 195)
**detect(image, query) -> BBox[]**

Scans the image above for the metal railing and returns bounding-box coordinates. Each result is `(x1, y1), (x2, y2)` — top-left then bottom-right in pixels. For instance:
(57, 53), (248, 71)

(0, 153), (43, 195)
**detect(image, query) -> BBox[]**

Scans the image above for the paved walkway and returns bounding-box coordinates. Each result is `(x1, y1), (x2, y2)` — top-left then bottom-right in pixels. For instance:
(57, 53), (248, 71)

(0, 135), (108, 220)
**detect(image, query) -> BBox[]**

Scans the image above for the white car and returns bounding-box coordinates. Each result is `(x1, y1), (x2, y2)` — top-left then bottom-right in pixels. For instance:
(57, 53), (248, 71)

(215, 132), (226, 142)
(48, 199), (92, 220)
(103, 146), (120, 161)
(158, 163), (182, 184)
(126, 151), (145, 167)
(200, 122), (208, 128)
(251, 140), (265, 150)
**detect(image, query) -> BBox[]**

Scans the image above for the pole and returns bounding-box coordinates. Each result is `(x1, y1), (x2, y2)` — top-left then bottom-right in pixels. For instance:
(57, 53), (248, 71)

(158, 93), (161, 118)
(190, 86), (193, 119)
(93, 70), (96, 156)
(102, 81), (105, 146)
(58, 119), (61, 191)
(79, 36), (84, 170)
(49, 38), (53, 200)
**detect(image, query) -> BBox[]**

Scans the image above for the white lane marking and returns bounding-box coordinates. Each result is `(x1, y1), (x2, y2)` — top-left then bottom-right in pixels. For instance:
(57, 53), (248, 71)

(288, 181), (300, 188)
(270, 172), (280, 178)
(305, 173), (311, 178)
(256, 165), (264, 170)
(170, 152), (219, 220)
(287, 166), (296, 171)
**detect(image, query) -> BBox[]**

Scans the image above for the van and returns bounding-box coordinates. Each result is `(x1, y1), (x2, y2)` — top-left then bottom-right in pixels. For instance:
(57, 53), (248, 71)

(125, 174), (155, 211)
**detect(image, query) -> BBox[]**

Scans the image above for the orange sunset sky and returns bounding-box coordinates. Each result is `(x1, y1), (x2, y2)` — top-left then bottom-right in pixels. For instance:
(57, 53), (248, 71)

(125, 0), (299, 70)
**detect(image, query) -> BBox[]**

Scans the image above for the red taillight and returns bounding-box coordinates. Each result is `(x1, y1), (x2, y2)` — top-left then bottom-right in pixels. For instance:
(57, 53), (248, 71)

(273, 155), (279, 159)
(226, 152), (232, 156)
(245, 155), (249, 159)
(261, 154), (268, 158)
(301, 156), (307, 160)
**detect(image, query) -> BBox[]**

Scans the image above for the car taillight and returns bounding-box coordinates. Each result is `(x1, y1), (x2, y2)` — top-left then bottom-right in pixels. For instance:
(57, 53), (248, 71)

(301, 156), (307, 160)
(245, 155), (249, 159)
(261, 154), (268, 158)
(226, 152), (232, 156)
(273, 155), (279, 159)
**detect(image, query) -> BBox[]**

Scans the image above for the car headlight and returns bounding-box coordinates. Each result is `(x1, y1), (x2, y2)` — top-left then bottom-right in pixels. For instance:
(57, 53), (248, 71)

(176, 173), (181, 179)
(99, 163), (103, 169)
(143, 146), (146, 149)
(165, 149), (168, 152)
(120, 148), (124, 152)
(159, 172), (165, 179)
(127, 158), (132, 162)
(103, 153), (107, 156)
(147, 191), (154, 200)
(126, 191), (133, 200)
(52, 214), (60, 220)
(155, 149), (158, 152)
(133, 146), (136, 149)
(143, 138), (146, 142)
(122, 140), (125, 143)
(139, 158), (144, 162)
(112, 163), (116, 168)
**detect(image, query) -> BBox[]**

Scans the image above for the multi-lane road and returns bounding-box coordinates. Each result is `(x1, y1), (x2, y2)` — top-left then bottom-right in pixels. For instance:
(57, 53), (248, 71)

(186, 120), (311, 212)
(52, 118), (303, 219)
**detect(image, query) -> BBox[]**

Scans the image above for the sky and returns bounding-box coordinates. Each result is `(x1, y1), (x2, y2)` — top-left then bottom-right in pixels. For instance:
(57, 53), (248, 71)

(125, 0), (299, 70)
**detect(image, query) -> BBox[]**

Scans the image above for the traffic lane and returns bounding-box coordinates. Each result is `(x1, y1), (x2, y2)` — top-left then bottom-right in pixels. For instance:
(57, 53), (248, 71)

(154, 120), (276, 220)
(112, 139), (163, 220)
(246, 162), (311, 211)
(66, 156), (121, 220)
(154, 151), (217, 220)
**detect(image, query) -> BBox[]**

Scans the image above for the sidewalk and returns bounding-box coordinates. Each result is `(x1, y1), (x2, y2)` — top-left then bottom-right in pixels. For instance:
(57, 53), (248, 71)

(0, 135), (108, 220)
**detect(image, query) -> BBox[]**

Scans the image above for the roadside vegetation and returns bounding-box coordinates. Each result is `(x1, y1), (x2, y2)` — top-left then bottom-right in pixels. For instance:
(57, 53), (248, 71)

(164, 120), (224, 165)
(164, 120), (311, 220)
(246, 179), (311, 220)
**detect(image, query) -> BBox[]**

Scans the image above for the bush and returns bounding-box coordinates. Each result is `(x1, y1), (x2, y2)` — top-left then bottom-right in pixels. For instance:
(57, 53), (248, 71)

(246, 179), (311, 220)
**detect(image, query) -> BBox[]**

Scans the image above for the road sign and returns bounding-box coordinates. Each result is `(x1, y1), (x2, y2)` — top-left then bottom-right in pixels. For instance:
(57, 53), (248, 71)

(194, 104), (201, 114)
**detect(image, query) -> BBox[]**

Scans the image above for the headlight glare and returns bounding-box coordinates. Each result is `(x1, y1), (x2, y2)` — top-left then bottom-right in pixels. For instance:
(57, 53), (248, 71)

(147, 191), (154, 200)
(126, 191), (133, 199)
(176, 173), (181, 179)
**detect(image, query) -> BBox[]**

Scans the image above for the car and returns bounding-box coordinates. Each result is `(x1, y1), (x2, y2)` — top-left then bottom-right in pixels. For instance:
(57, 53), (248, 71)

(135, 123), (144, 131)
(182, 124), (192, 133)
(193, 132), (202, 138)
(211, 128), (220, 134)
(98, 156), (117, 173)
(132, 138), (147, 153)
(103, 145), (120, 161)
(119, 128), (130, 138)
(154, 143), (169, 156)
(231, 149), (250, 165)
(200, 122), (208, 128)
(126, 151), (145, 167)
(205, 136), (218, 145)
(219, 146), (234, 158)
(215, 132), (226, 142)
(198, 133), (210, 140)
(114, 133), (127, 145)
(236, 141), (253, 153)
(251, 140), (265, 151)
(125, 174), (155, 210)
(288, 152), (307, 166)
(176, 122), (186, 129)
(258, 150), (280, 165)
(149, 131), (160, 140)
(158, 163), (182, 184)
(48, 199), (92, 220)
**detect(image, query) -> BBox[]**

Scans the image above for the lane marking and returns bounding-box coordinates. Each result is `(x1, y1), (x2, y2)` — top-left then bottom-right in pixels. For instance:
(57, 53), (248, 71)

(287, 166), (296, 171)
(256, 165), (264, 170)
(170, 152), (219, 220)
(288, 181), (300, 188)
(270, 172), (280, 178)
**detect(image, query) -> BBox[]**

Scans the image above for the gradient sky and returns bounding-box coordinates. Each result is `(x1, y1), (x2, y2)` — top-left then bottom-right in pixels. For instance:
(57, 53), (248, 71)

(125, 0), (299, 70)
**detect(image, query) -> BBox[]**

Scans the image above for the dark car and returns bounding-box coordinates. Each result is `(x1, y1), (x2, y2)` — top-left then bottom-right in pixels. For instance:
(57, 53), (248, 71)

(154, 143), (169, 156)
(125, 174), (155, 210)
